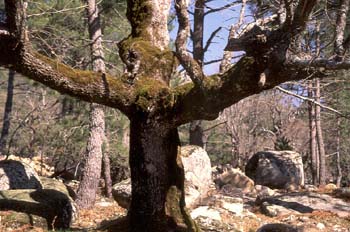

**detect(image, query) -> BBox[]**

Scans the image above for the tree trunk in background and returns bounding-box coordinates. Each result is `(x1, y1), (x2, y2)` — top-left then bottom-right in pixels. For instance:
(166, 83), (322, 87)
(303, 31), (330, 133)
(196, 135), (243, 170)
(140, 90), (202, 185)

(336, 117), (342, 187)
(0, 69), (15, 156)
(308, 80), (318, 185)
(76, 0), (107, 209)
(189, 0), (205, 147)
(102, 135), (112, 198)
(315, 78), (326, 185)
(189, 120), (204, 147)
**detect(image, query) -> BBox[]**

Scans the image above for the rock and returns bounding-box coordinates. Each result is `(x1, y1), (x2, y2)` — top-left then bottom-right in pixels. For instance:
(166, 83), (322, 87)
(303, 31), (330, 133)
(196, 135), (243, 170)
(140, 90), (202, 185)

(261, 201), (300, 217)
(245, 151), (304, 189)
(195, 216), (236, 232)
(190, 206), (221, 221)
(216, 196), (243, 215)
(258, 192), (350, 217)
(112, 178), (131, 208)
(324, 183), (337, 191)
(304, 184), (317, 192)
(214, 168), (255, 194)
(181, 145), (213, 208)
(334, 187), (350, 199)
(112, 145), (213, 209)
(316, 222), (326, 230)
(256, 223), (299, 232)
(7, 155), (54, 177)
(0, 159), (42, 190)
(255, 185), (276, 198)
(0, 177), (77, 230)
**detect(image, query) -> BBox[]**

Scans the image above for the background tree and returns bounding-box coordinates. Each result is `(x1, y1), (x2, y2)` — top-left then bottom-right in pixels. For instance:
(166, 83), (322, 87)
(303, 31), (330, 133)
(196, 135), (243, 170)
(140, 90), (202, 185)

(75, 0), (109, 209)
(0, 69), (15, 155)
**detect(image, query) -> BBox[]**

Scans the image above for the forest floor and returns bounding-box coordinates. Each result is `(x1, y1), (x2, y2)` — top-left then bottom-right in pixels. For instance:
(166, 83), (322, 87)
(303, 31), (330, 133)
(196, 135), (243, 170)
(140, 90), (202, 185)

(0, 190), (349, 232)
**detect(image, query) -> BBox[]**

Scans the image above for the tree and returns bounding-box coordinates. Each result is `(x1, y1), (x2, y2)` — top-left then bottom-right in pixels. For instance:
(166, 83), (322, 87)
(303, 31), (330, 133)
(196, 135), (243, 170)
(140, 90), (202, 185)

(75, 0), (108, 209)
(1, 0), (350, 231)
(0, 69), (15, 155)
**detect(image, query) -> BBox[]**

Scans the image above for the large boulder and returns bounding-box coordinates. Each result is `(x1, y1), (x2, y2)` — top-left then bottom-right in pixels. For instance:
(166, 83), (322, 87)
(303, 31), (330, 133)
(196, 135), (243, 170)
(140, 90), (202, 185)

(214, 168), (255, 194)
(0, 159), (42, 190)
(245, 151), (304, 189)
(0, 177), (77, 230)
(181, 145), (213, 208)
(112, 145), (212, 209)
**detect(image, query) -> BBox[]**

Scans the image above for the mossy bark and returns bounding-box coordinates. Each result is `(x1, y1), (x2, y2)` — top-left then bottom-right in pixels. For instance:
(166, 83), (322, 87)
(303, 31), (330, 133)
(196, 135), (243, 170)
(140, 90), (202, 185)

(128, 117), (199, 232)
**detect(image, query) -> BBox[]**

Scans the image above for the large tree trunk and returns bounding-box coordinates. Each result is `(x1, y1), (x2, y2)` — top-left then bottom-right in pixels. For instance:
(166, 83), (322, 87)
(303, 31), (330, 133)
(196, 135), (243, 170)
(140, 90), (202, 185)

(0, 69), (15, 155)
(75, 0), (106, 209)
(308, 80), (318, 185)
(315, 78), (326, 185)
(128, 118), (198, 232)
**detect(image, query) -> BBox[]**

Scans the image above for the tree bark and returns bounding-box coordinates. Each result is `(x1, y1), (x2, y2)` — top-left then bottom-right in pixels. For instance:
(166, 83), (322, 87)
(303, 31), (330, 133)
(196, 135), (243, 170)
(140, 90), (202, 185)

(189, 0), (205, 147)
(189, 120), (204, 147)
(75, 0), (107, 209)
(336, 117), (342, 187)
(0, 69), (15, 155)
(102, 136), (113, 198)
(334, 0), (350, 59)
(308, 81), (318, 185)
(315, 78), (326, 185)
(128, 118), (197, 232)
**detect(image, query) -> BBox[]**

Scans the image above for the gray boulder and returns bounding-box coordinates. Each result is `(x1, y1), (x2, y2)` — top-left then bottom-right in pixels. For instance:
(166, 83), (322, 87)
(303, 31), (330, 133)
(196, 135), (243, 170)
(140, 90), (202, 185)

(182, 145), (213, 208)
(0, 159), (42, 190)
(112, 178), (131, 208)
(245, 151), (304, 189)
(0, 177), (77, 230)
(112, 145), (213, 209)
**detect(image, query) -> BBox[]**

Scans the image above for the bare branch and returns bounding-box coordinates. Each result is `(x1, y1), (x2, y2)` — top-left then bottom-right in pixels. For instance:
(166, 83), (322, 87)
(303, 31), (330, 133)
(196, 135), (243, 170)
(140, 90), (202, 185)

(289, 0), (317, 33)
(275, 86), (343, 116)
(175, 0), (205, 88)
(220, 0), (246, 72)
(225, 14), (277, 52)
(203, 26), (222, 54)
(205, 1), (241, 15)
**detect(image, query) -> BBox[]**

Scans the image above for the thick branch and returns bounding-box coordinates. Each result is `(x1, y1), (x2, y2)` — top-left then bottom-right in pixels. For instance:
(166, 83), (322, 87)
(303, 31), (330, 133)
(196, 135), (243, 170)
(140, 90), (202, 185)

(171, 53), (329, 125)
(12, 50), (133, 115)
(288, 58), (350, 70)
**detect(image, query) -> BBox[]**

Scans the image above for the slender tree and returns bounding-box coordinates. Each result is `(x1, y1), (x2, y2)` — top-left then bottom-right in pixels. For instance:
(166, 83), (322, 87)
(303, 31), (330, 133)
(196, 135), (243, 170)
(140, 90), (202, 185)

(0, 69), (15, 155)
(75, 0), (108, 209)
(308, 80), (319, 184)
(2, 0), (350, 231)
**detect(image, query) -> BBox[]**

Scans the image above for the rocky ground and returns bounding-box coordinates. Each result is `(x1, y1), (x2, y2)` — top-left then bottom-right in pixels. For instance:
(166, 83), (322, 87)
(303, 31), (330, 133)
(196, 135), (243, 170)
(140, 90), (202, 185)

(0, 187), (349, 232)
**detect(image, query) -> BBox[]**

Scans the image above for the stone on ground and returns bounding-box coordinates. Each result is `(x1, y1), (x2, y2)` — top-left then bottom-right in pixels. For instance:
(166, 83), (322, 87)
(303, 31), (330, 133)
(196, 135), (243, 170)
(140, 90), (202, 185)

(245, 150), (304, 189)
